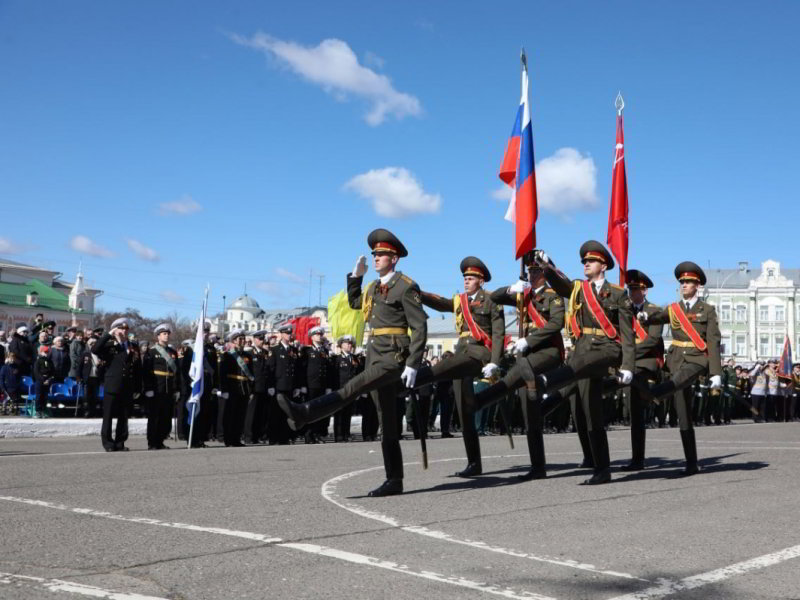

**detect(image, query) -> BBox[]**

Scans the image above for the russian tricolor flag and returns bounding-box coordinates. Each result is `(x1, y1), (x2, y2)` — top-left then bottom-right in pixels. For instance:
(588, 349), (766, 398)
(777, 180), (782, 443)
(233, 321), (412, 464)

(499, 54), (538, 259)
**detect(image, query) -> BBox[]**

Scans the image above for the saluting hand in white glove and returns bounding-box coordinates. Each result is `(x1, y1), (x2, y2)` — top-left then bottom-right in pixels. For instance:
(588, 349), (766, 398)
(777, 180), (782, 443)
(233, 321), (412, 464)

(352, 255), (367, 278)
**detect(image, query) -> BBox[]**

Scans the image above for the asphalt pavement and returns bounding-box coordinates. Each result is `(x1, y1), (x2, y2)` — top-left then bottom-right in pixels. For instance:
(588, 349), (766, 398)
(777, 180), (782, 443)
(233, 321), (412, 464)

(1, 421), (798, 599)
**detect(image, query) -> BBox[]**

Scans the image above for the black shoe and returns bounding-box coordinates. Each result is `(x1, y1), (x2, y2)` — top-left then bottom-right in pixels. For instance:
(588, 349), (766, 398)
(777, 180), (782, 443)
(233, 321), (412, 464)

(619, 461), (645, 472)
(117, 446), (129, 452)
(367, 479), (403, 497)
(158, 444), (169, 450)
(104, 447), (115, 452)
(581, 469), (611, 485)
(454, 462), (482, 477)
(148, 446), (159, 451)
(678, 463), (700, 477)
(441, 432), (453, 438)
(516, 468), (547, 481)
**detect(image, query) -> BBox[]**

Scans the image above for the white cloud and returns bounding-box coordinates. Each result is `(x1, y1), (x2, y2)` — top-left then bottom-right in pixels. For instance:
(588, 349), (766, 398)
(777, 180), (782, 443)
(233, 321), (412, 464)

(255, 281), (304, 300)
(126, 239), (160, 263)
(490, 148), (598, 216)
(69, 235), (114, 258)
(158, 194), (202, 215)
(276, 267), (305, 284)
(364, 51), (385, 69)
(230, 32), (421, 126)
(160, 290), (185, 303)
(0, 237), (26, 255)
(344, 167), (442, 218)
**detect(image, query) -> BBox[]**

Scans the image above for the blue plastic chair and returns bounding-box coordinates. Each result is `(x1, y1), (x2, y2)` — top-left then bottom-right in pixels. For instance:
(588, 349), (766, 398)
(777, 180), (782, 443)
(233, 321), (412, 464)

(49, 383), (71, 411)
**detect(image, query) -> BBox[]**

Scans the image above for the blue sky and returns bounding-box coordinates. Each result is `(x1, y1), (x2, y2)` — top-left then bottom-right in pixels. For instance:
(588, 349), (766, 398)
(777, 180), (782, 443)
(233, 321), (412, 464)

(2, 1), (798, 318)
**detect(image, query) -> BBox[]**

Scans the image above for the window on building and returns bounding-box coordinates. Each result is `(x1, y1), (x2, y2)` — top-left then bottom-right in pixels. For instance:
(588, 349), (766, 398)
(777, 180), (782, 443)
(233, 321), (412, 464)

(759, 335), (770, 357)
(775, 305), (785, 322)
(720, 303), (731, 322)
(735, 304), (746, 322)
(759, 305), (769, 322)
(240, 312), (244, 320)
(775, 338), (784, 357)
(735, 334), (746, 357)
(721, 336), (730, 355)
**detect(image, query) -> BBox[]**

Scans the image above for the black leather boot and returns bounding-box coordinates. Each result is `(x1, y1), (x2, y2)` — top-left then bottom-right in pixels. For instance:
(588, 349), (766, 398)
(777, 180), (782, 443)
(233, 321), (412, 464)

(679, 429), (699, 476)
(367, 479), (403, 497)
(454, 462), (482, 477)
(277, 391), (350, 431)
(519, 388), (546, 480)
(582, 430), (611, 485)
(621, 426), (646, 471)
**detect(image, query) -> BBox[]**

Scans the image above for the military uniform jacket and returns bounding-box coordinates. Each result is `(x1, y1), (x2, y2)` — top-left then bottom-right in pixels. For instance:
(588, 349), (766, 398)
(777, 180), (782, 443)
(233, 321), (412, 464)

(180, 347), (193, 398)
(92, 333), (140, 394)
(220, 349), (254, 397)
(645, 298), (722, 377)
(490, 285), (564, 355)
(347, 271), (428, 369)
(143, 344), (180, 395)
(250, 346), (273, 394)
(267, 342), (300, 392)
(335, 352), (363, 389)
(632, 300), (664, 374)
(299, 344), (334, 390)
(544, 267), (635, 372)
(422, 288), (504, 365)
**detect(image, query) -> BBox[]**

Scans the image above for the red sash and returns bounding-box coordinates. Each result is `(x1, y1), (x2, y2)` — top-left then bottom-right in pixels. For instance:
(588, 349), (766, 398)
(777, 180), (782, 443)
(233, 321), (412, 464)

(522, 290), (565, 360)
(459, 293), (492, 349)
(669, 302), (708, 352)
(633, 316), (648, 340)
(581, 281), (618, 339)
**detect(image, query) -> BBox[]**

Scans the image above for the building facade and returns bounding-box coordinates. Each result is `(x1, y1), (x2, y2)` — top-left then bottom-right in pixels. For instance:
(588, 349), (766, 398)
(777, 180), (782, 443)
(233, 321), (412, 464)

(208, 293), (329, 337)
(703, 260), (798, 362)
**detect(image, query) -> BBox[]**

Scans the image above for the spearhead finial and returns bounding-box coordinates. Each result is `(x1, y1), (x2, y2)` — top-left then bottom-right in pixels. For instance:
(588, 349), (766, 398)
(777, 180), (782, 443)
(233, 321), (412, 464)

(520, 47), (528, 71)
(615, 91), (625, 115)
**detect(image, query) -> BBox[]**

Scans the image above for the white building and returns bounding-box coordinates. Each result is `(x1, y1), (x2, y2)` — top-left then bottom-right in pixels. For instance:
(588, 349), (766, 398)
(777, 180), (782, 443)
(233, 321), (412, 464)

(209, 293), (329, 337)
(703, 259), (799, 362)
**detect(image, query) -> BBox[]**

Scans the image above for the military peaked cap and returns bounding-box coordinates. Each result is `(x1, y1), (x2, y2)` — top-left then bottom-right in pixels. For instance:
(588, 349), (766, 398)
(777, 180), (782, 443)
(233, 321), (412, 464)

(337, 334), (355, 346)
(278, 324), (293, 334)
(579, 240), (614, 270)
(625, 269), (654, 289)
(674, 261), (706, 285)
(154, 323), (171, 335)
(308, 326), (324, 337)
(367, 228), (408, 257)
(459, 256), (491, 282)
(226, 329), (244, 342)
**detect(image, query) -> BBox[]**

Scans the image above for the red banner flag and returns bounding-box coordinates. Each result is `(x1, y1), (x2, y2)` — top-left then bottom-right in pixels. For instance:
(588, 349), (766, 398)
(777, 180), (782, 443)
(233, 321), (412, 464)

(287, 316), (320, 346)
(607, 111), (629, 286)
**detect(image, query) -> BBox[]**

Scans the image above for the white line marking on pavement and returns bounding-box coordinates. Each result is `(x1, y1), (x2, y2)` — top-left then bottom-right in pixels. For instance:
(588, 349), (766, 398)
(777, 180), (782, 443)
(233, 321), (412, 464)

(606, 544), (800, 599)
(321, 455), (650, 582)
(0, 571), (169, 599)
(281, 543), (554, 600)
(0, 495), (550, 599)
(0, 495), (283, 543)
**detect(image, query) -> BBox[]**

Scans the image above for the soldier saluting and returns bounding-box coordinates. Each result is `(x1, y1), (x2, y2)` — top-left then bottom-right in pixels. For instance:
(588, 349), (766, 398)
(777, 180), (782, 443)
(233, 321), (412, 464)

(635, 261), (722, 476)
(533, 241), (635, 485)
(278, 228), (427, 497)
(411, 256), (505, 478)
(142, 323), (180, 450)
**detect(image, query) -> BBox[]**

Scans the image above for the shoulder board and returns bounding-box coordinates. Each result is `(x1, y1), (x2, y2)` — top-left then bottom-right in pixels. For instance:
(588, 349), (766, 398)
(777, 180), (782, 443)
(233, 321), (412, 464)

(544, 288), (556, 294)
(607, 283), (624, 290)
(400, 274), (414, 285)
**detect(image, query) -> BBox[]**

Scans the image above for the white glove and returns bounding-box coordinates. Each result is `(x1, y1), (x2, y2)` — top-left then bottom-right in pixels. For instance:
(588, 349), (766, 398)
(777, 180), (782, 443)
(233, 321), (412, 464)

(292, 389), (300, 398)
(400, 366), (417, 388)
(709, 375), (722, 390)
(268, 387), (275, 396)
(535, 249), (550, 265)
(636, 311), (648, 321)
(325, 388), (332, 394)
(481, 363), (498, 378)
(514, 338), (529, 354)
(222, 392), (229, 400)
(352, 255), (367, 278)
(618, 370), (633, 385)
(508, 279), (531, 294)
(301, 386), (307, 394)
(145, 391), (155, 398)
(173, 392), (180, 401)
(211, 388), (219, 396)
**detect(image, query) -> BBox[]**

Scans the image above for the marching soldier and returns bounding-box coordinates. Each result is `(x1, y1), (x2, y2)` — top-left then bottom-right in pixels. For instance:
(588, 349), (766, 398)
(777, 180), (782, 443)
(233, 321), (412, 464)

(333, 335), (361, 442)
(219, 330), (252, 447)
(469, 250), (565, 480)
(92, 318), (140, 452)
(410, 256), (504, 477)
(142, 323), (180, 450)
(636, 261), (722, 476)
(278, 228), (428, 496)
(621, 269), (664, 471)
(266, 324), (300, 445)
(299, 326), (335, 443)
(533, 241), (635, 485)
(244, 330), (273, 444)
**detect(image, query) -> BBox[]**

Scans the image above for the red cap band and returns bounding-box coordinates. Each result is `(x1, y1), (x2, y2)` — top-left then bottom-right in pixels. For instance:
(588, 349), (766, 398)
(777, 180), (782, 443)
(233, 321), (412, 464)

(463, 267), (485, 278)
(372, 242), (397, 254)
(679, 272), (701, 282)
(582, 251), (606, 264)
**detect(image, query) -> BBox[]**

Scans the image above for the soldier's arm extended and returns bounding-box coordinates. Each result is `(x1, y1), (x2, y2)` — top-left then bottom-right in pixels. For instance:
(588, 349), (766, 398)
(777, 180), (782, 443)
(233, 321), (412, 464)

(634, 306), (664, 355)
(420, 291), (455, 313)
(346, 274), (364, 310)
(642, 305), (670, 325)
(489, 298), (505, 365)
(542, 265), (574, 298)
(706, 305), (723, 377)
(489, 286), (517, 308)
(617, 291), (635, 372)
(525, 293), (565, 350)
(402, 283), (428, 369)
